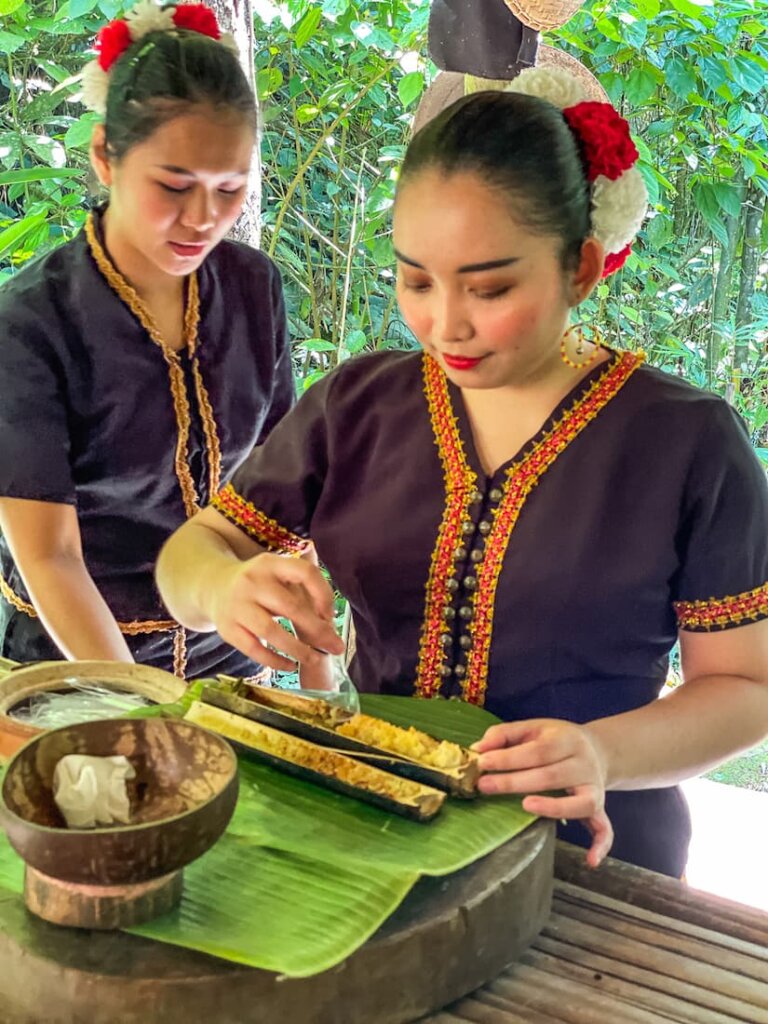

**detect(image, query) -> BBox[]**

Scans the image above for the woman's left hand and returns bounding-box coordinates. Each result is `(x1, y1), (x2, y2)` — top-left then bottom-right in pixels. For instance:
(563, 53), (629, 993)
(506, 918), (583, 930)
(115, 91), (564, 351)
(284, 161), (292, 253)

(473, 718), (613, 868)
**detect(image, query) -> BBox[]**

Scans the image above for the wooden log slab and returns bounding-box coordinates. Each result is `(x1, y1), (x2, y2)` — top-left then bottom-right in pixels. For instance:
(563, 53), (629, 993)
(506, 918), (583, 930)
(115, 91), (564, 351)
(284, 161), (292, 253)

(0, 820), (554, 1024)
(24, 866), (184, 930)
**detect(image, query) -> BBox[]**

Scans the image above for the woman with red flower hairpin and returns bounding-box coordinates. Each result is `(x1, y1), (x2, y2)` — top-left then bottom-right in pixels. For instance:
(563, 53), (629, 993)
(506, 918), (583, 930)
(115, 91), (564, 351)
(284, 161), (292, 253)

(0, 2), (298, 680)
(158, 69), (768, 878)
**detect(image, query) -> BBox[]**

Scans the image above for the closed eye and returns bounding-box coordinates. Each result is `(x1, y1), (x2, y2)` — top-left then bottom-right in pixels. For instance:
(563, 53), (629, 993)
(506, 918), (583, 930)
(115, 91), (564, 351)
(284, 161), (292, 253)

(474, 287), (511, 300)
(159, 184), (244, 195)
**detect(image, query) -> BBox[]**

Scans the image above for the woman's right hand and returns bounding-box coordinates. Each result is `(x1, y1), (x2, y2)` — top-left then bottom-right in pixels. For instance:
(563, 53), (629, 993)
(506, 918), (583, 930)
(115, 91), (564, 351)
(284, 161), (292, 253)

(207, 552), (344, 671)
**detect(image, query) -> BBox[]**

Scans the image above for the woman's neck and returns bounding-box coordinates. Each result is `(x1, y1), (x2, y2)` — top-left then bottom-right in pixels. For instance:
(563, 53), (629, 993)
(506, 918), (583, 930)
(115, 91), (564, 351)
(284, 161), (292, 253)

(460, 348), (611, 476)
(100, 207), (184, 308)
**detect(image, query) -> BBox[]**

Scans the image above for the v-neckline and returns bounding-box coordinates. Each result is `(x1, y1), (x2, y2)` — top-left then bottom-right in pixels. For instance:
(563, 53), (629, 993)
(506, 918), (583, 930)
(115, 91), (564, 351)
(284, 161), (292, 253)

(445, 349), (621, 484)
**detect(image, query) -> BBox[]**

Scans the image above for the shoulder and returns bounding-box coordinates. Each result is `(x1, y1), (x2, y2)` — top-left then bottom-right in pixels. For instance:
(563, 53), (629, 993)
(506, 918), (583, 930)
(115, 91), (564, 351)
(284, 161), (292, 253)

(624, 359), (748, 440)
(330, 349), (423, 386)
(624, 360), (762, 485)
(322, 349), (424, 403)
(0, 233), (86, 314)
(288, 349), (423, 420)
(203, 239), (283, 292)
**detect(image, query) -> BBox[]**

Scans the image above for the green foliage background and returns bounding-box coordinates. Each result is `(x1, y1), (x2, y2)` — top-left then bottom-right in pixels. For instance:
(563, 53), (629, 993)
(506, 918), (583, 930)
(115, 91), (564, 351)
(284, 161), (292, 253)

(1, 0), (766, 457)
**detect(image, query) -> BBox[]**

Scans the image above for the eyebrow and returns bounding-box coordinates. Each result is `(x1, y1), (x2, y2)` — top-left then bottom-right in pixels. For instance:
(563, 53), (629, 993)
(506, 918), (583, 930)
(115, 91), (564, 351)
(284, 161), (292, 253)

(155, 164), (249, 176)
(393, 249), (520, 273)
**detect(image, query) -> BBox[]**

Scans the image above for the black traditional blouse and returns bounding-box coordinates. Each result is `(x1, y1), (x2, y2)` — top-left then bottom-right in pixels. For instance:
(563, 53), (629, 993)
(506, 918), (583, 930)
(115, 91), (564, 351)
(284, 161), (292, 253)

(212, 347), (768, 875)
(0, 210), (293, 677)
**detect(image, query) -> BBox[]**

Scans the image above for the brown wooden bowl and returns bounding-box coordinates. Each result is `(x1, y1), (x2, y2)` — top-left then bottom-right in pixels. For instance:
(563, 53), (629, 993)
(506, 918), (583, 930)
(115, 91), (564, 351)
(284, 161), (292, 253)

(0, 661), (188, 760)
(0, 718), (238, 886)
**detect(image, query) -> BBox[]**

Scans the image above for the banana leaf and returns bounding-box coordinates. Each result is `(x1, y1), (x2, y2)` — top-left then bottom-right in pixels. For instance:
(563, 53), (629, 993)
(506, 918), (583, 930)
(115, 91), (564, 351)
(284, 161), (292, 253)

(0, 695), (536, 976)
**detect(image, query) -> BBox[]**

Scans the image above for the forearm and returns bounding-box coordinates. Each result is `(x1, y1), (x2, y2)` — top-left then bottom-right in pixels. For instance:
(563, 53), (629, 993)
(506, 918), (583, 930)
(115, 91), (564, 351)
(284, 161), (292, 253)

(157, 520), (262, 631)
(21, 554), (133, 662)
(587, 675), (768, 791)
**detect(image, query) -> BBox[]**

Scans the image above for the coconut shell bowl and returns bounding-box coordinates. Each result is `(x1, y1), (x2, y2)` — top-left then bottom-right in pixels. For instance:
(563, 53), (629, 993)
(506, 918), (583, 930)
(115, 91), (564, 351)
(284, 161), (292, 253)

(0, 718), (238, 930)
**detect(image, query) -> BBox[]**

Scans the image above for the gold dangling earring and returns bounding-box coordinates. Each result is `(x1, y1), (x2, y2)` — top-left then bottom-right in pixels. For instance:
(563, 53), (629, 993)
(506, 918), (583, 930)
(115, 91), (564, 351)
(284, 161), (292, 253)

(560, 323), (602, 370)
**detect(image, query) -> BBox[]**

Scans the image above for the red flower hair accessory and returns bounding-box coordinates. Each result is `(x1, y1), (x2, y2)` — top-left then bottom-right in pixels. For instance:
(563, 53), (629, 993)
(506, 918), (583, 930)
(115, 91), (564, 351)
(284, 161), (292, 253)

(81, 2), (237, 115)
(95, 19), (133, 72)
(503, 67), (648, 277)
(562, 102), (639, 182)
(172, 3), (220, 38)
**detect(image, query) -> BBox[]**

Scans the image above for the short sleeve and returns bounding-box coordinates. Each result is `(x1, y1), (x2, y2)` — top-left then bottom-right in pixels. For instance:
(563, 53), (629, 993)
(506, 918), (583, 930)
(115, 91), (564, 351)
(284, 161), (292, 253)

(0, 295), (75, 504)
(211, 369), (334, 554)
(672, 401), (768, 631)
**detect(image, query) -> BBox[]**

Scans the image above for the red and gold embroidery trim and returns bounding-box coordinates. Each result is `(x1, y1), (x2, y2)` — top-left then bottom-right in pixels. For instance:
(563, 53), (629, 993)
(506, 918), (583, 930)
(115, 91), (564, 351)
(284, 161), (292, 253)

(674, 582), (768, 631)
(0, 573), (188, 677)
(416, 349), (644, 705)
(213, 483), (310, 555)
(415, 356), (478, 699)
(85, 213), (222, 517)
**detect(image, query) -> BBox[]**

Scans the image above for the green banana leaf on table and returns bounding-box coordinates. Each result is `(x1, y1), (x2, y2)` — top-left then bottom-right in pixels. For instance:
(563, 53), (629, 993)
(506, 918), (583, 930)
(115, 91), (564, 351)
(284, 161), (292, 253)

(0, 692), (536, 977)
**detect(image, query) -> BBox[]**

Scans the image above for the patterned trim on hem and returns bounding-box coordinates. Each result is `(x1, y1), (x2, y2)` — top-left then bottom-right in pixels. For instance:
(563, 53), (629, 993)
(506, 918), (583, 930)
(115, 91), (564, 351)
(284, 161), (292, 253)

(674, 582), (768, 631)
(0, 574), (187, 677)
(212, 483), (310, 555)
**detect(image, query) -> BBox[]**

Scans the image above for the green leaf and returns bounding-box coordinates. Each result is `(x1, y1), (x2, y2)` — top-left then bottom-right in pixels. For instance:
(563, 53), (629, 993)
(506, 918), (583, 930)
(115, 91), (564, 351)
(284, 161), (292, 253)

(294, 6), (322, 49)
(618, 16), (648, 50)
(626, 66), (655, 105)
(345, 328), (367, 353)
(646, 214), (672, 248)
(699, 56), (727, 93)
(299, 338), (337, 353)
(0, 0), (25, 13)
(693, 183), (729, 246)
(68, 0), (99, 15)
(665, 57), (697, 100)
(397, 71), (424, 109)
(637, 162), (660, 206)
(0, 167), (80, 185)
(0, 29), (25, 52)
(64, 113), (100, 149)
(712, 183), (742, 219)
(322, 0), (349, 15)
(595, 16), (622, 43)
(668, 0), (707, 19)
(256, 67), (283, 100)
(295, 103), (321, 125)
(0, 211), (48, 260)
(631, 0), (660, 16)
(731, 55), (765, 96)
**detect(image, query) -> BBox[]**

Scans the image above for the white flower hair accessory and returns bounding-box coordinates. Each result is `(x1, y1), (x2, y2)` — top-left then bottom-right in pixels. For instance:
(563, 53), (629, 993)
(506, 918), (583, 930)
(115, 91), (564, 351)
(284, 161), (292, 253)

(504, 66), (648, 276)
(79, 2), (239, 117)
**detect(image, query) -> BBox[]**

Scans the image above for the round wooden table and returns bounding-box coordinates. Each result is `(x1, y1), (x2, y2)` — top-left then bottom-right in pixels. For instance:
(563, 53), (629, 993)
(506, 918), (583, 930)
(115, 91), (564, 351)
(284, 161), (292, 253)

(0, 821), (554, 1024)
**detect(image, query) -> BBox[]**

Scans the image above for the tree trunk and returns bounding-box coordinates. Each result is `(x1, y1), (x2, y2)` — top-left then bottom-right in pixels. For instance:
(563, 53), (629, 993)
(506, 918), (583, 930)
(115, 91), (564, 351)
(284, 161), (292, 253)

(708, 174), (744, 386)
(207, 0), (261, 248)
(728, 187), (765, 403)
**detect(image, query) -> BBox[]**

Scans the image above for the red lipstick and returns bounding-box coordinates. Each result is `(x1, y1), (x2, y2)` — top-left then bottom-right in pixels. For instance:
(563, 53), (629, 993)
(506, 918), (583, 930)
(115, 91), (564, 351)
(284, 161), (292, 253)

(443, 354), (484, 371)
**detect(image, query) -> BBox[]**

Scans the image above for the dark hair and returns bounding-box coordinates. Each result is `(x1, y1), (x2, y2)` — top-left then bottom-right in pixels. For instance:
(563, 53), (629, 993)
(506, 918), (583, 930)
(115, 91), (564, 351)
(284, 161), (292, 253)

(104, 29), (256, 159)
(399, 91), (591, 270)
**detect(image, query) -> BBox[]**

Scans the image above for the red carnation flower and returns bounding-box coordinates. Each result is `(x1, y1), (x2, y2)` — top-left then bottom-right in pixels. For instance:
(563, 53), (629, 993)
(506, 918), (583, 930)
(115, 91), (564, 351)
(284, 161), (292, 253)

(172, 3), (221, 39)
(563, 102), (639, 182)
(95, 19), (132, 72)
(602, 243), (632, 277)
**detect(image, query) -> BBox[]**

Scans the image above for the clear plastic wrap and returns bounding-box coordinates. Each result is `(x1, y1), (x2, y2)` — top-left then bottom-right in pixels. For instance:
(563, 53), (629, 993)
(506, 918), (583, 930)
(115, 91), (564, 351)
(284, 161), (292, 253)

(8, 681), (154, 730)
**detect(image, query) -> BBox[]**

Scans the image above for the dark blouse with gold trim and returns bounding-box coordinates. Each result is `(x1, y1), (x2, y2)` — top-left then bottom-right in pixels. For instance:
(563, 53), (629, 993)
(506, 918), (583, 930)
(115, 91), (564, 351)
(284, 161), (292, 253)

(0, 212), (294, 677)
(213, 348), (768, 876)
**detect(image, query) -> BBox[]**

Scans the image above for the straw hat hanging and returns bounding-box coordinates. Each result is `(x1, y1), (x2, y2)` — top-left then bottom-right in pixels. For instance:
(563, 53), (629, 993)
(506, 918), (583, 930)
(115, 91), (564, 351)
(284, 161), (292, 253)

(416, 0), (604, 134)
(502, 0), (585, 32)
